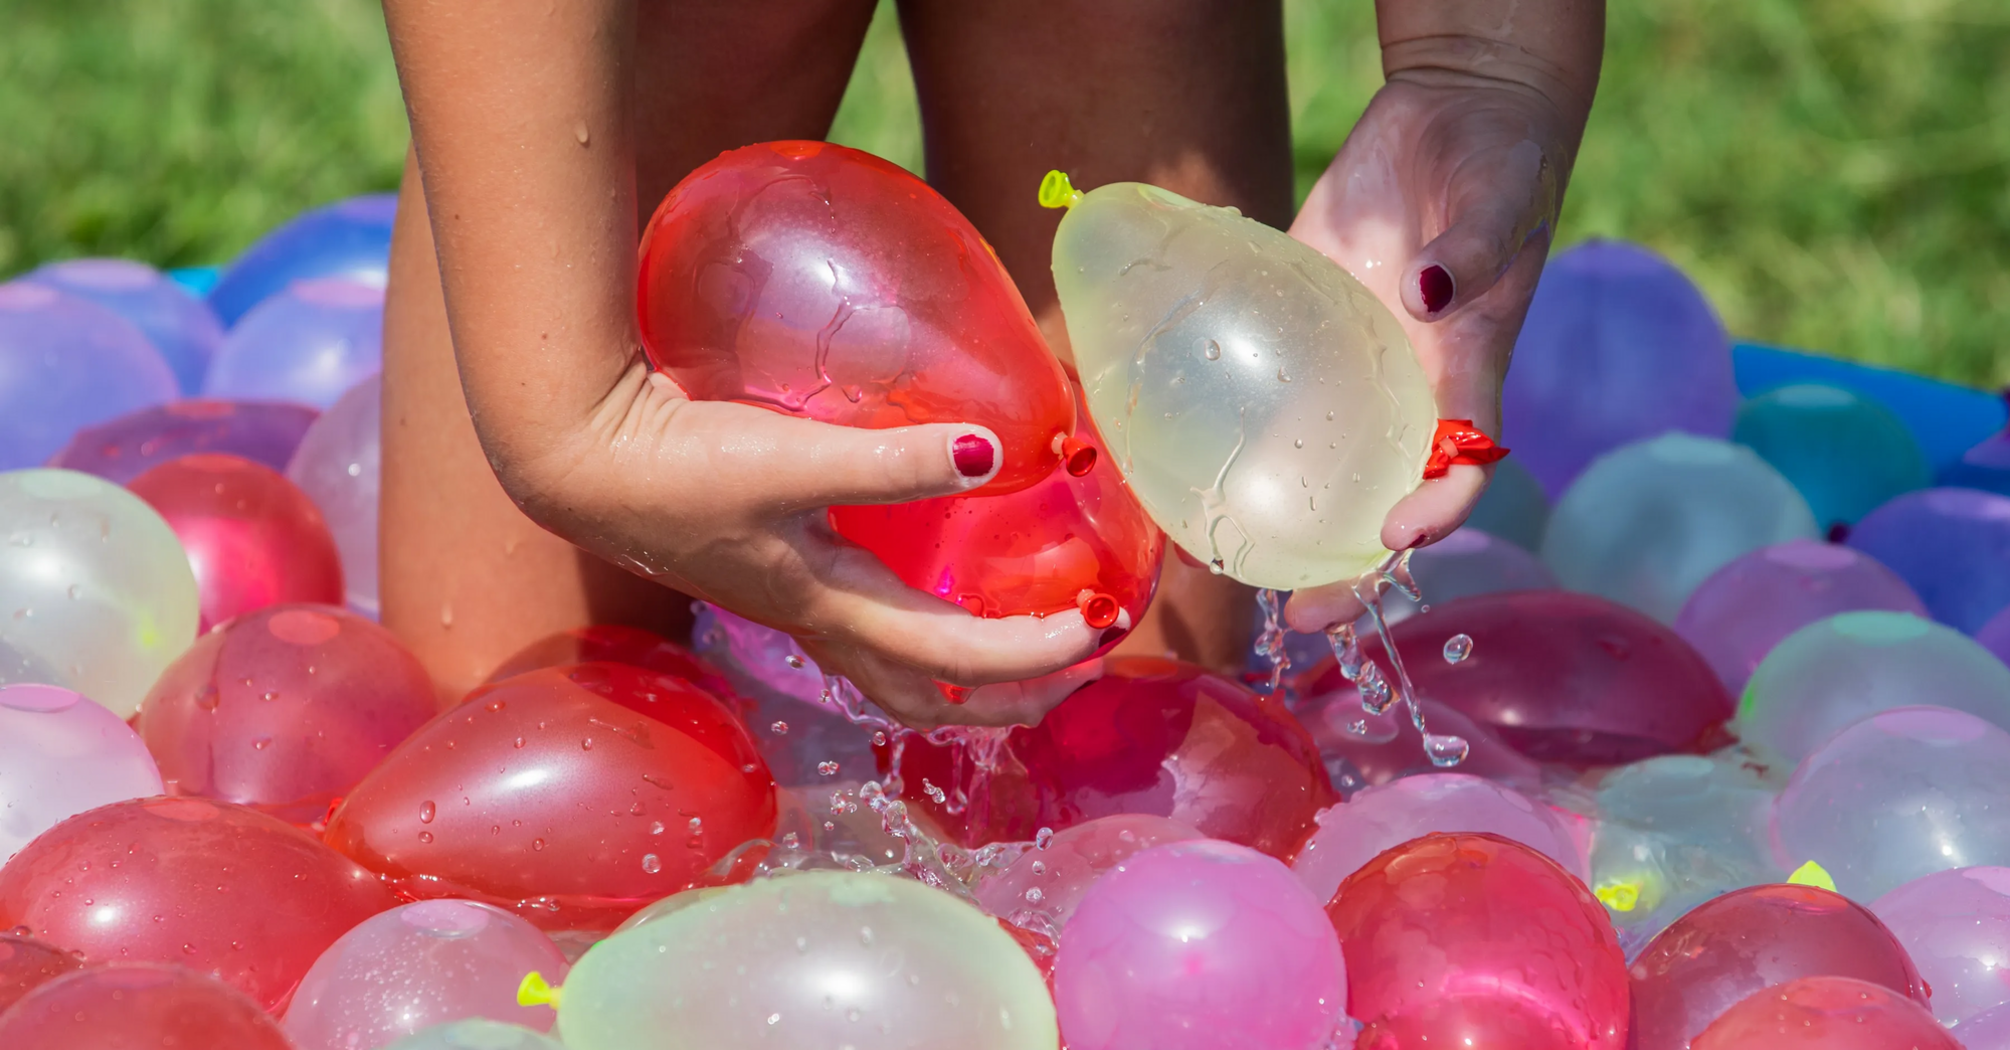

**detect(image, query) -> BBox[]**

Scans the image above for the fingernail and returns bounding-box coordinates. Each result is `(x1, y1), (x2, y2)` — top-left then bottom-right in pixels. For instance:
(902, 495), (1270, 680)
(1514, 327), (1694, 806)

(1098, 626), (1129, 649)
(1419, 265), (1454, 314)
(1406, 529), (1430, 550)
(952, 433), (996, 479)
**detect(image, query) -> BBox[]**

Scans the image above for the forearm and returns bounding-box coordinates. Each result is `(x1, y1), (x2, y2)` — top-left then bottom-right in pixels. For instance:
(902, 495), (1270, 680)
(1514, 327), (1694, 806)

(1376, 0), (1604, 130)
(380, 0), (641, 513)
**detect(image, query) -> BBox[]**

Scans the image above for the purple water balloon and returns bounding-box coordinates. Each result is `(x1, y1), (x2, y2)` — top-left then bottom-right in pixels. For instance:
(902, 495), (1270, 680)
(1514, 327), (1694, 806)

(976, 814), (1202, 931)
(1939, 429), (2010, 498)
(1501, 239), (1739, 499)
(1291, 773), (1585, 907)
(1373, 527), (1558, 627)
(204, 278), (384, 410)
(288, 376), (381, 617)
(25, 259), (223, 395)
(208, 194), (397, 327)
(282, 899), (569, 1050)
(0, 684), (164, 862)
(1871, 867), (2010, 1026)
(1959, 1002), (2010, 1050)
(1675, 540), (1928, 692)
(49, 399), (319, 484)
(1055, 839), (1345, 1050)
(1977, 605), (2010, 667)
(1849, 487), (2010, 633)
(0, 282), (178, 471)
(1774, 706), (2010, 900)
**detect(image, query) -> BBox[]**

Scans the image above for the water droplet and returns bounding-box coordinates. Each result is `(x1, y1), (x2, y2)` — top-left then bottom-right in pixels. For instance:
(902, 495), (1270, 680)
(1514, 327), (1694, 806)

(1035, 827), (1055, 850)
(770, 721), (789, 736)
(858, 926), (874, 947)
(1293, 438), (1304, 448)
(1203, 340), (1222, 361)
(1277, 368), (1292, 383)
(1326, 410), (1336, 421)
(649, 821), (665, 835)
(785, 654), (805, 669)
(418, 831), (434, 844)
(531, 838), (545, 851)
(767, 1013), (781, 1026)
(872, 731), (889, 748)
(252, 738), (270, 751)
(513, 737), (526, 749)
(66, 584), (80, 600)
(346, 462), (361, 478)
(1424, 734), (1471, 767)
(688, 817), (703, 835)
(923, 780), (946, 805)
(193, 685), (219, 711)
(419, 801), (436, 824)
(641, 853), (661, 874)
(580, 738), (594, 751)
(1030, 860), (1046, 875)
(1443, 633), (1474, 664)
(818, 760), (840, 777)
(1024, 887), (1044, 904)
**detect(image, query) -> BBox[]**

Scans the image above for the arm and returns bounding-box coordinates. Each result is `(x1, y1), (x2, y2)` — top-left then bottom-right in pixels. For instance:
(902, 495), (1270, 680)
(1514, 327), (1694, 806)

(1285, 0), (1604, 631)
(379, 0), (1103, 725)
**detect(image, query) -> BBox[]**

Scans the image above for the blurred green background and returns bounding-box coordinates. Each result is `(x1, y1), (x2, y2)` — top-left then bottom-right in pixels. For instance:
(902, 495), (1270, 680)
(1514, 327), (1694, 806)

(3, 0), (2004, 384)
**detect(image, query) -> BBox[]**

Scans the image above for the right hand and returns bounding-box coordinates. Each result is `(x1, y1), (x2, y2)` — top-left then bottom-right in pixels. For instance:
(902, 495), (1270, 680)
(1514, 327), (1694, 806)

(527, 363), (1110, 730)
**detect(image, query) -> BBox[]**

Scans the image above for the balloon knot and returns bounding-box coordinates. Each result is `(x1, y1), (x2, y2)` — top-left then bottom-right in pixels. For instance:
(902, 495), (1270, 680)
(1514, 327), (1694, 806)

(1422, 419), (1509, 479)
(1039, 171), (1083, 210)
(1594, 881), (1641, 913)
(517, 971), (563, 1010)
(1077, 591), (1121, 630)
(1787, 860), (1837, 892)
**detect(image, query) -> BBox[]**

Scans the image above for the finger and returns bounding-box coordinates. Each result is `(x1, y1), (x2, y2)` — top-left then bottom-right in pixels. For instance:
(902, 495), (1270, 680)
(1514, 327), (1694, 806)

(1400, 139), (1555, 322)
(1381, 462), (1491, 553)
(812, 648), (1101, 731)
(1284, 583), (1366, 636)
(647, 373), (1003, 511)
(957, 658), (1105, 726)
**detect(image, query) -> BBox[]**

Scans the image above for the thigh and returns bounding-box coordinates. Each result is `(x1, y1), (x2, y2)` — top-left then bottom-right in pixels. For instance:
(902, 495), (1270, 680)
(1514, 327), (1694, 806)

(896, 0), (1296, 673)
(381, 0), (879, 698)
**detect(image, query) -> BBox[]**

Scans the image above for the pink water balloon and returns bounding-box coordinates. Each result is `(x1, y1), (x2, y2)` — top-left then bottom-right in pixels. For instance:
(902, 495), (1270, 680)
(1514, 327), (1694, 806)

(50, 398), (319, 484)
(1690, 975), (1958, 1050)
(1628, 883), (1927, 1050)
(1674, 539), (1927, 693)
(138, 604), (439, 824)
(1959, 1002), (2010, 1049)
(287, 374), (381, 617)
(1871, 866), (2010, 1025)
(1055, 839), (1345, 1050)
(0, 964), (294, 1050)
(1292, 773), (1584, 907)
(0, 796), (398, 1009)
(284, 899), (570, 1050)
(0, 934), (82, 1015)
(0, 281), (178, 471)
(975, 814), (1202, 930)
(0, 683), (163, 861)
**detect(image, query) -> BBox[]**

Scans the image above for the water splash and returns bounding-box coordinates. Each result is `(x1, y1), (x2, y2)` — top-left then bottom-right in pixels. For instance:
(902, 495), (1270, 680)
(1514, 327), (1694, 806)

(1326, 550), (1468, 768)
(1254, 588), (1292, 697)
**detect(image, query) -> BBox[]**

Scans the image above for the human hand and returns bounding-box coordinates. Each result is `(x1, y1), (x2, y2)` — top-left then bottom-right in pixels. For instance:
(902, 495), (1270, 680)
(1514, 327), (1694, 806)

(549, 365), (1111, 730)
(1283, 54), (1594, 633)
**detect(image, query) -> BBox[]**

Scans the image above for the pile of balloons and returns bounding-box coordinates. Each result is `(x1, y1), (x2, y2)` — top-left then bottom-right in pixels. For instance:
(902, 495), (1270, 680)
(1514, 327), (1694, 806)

(8, 141), (2010, 1050)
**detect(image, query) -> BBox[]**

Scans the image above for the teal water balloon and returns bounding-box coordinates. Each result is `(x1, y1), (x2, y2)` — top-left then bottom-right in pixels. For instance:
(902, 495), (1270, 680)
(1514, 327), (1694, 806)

(1739, 610), (2010, 763)
(1734, 383), (1930, 532)
(1542, 433), (1820, 622)
(1463, 456), (1549, 551)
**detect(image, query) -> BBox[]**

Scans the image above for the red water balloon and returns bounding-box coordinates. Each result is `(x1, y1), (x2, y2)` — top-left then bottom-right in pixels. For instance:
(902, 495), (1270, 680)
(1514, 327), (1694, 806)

(0, 796), (397, 1009)
(127, 452), (344, 631)
(638, 140), (1074, 495)
(322, 663), (778, 933)
(882, 657), (1333, 859)
(1328, 832), (1629, 1050)
(0, 965), (294, 1050)
(1629, 883), (1928, 1050)
(485, 623), (737, 699)
(1691, 975), (1959, 1050)
(830, 410), (1163, 634)
(0, 934), (81, 1015)
(137, 604), (440, 824)
(1298, 590), (1733, 765)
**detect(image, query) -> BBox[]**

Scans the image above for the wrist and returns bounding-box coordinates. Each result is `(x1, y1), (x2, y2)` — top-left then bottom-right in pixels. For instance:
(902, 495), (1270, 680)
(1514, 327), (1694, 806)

(1380, 36), (1597, 133)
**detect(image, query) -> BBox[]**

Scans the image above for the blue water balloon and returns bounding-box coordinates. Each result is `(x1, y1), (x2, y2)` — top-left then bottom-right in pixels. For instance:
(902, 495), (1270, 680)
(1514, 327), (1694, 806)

(206, 194), (396, 327)
(26, 258), (224, 395)
(202, 279), (383, 410)
(1734, 383), (1929, 532)
(0, 283), (178, 471)
(1849, 488), (2010, 633)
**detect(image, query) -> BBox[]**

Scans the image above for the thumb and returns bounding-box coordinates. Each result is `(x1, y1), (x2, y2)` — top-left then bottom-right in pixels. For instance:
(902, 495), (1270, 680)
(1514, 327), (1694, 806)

(1401, 139), (1557, 321)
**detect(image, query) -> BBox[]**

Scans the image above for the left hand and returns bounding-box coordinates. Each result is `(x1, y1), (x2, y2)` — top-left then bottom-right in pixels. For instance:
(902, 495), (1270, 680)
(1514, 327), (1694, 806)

(1284, 66), (1587, 632)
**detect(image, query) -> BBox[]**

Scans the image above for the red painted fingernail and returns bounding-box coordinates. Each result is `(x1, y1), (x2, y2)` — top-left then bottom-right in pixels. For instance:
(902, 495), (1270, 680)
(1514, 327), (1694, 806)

(1406, 530), (1430, 550)
(953, 434), (996, 478)
(1826, 521), (1851, 544)
(1419, 265), (1454, 314)
(1098, 626), (1129, 649)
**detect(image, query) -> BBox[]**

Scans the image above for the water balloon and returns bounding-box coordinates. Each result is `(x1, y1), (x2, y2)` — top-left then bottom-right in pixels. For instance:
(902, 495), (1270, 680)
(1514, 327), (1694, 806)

(1739, 610), (2010, 763)
(25, 258), (225, 395)
(138, 604), (437, 824)
(0, 934), (82, 1015)
(1689, 975), (1958, 1050)
(1049, 175), (1434, 589)
(283, 899), (569, 1050)
(1848, 487), (2010, 632)
(974, 813), (1202, 929)
(287, 374), (381, 617)
(1774, 706), (2010, 900)
(0, 683), (163, 861)
(50, 398), (319, 484)
(1870, 866), (2010, 1026)
(0, 796), (397, 1008)
(1542, 433), (1819, 622)
(1296, 686), (1542, 796)
(1940, 429), (2010, 497)
(638, 141), (1073, 494)
(207, 193), (396, 326)
(0, 964), (295, 1050)
(0, 468), (199, 718)
(1055, 840), (1345, 1050)
(205, 277), (384, 410)
(385, 1020), (569, 1050)
(1675, 540), (1926, 693)
(1501, 239), (1739, 498)
(1370, 526), (1556, 627)
(128, 453), (345, 632)
(1462, 455), (1549, 550)
(0, 282), (178, 471)
(1733, 383), (1931, 532)
(1958, 1002), (2010, 1050)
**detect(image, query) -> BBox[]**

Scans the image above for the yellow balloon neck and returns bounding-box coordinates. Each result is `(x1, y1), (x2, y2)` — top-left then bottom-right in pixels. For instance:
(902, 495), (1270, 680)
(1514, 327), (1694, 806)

(1038, 170), (1082, 210)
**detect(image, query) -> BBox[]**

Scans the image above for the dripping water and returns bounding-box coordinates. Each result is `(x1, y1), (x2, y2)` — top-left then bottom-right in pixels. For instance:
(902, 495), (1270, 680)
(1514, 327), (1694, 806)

(1326, 550), (1469, 768)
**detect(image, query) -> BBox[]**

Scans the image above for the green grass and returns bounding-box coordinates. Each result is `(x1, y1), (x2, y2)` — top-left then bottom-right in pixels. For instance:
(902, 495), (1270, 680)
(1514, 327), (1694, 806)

(5, 0), (2006, 385)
